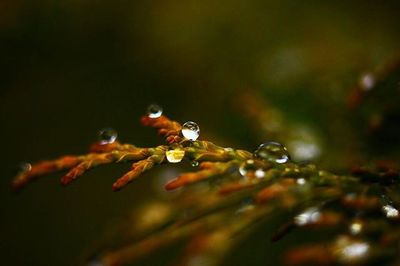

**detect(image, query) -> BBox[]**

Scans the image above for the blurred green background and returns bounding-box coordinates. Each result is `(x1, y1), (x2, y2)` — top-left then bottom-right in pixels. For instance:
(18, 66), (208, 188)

(1, 0), (400, 265)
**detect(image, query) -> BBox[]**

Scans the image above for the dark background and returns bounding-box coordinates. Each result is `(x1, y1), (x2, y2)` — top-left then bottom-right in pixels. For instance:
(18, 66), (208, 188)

(1, 1), (400, 265)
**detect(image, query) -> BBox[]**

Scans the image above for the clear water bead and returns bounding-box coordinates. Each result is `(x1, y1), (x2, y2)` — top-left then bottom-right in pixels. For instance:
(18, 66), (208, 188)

(98, 128), (118, 144)
(147, 104), (163, 118)
(254, 141), (290, 164)
(166, 148), (185, 163)
(181, 121), (200, 141)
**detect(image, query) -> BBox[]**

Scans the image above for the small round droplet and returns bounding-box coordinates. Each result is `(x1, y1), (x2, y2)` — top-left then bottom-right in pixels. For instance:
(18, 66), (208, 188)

(147, 104), (163, 118)
(18, 162), (32, 173)
(191, 160), (199, 167)
(166, 148), (185, 163)
(254, 141), (290, 164)
(239, 159), (255, 177)
(181, 121), (200, 141)
(98, 128), (118, 144)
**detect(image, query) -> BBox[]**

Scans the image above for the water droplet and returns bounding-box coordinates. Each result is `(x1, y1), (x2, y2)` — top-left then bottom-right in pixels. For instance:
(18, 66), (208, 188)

(98, 128), (118, 144)
(147, 104), (163, 118)
(166, 148), (185, 163)
(18, 162), (32, 173)
(191, 160), (199, 167)
(382, 204), (399, 218)
(254, 141), (290, 164)
(294, 207), (321, 226)
(181, 121), (200, 141)
(239, 159), (255, 177)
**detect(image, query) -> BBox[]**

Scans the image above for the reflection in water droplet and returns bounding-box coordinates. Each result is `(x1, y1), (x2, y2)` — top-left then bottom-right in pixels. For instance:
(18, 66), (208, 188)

(147, 104), (163, 118)
(254, 141), (290, 164)
(181, 121), (200, 141)
(382, 204), (399, 218)
(294, 207), (321, 226)
(98, 128), (118, 144)
(166, 148), (185, 163)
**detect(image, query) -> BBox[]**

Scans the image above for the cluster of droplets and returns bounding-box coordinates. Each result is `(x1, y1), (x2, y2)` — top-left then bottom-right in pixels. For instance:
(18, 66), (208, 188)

(146, 104), (202, 163)
(98, 128), (118, 144)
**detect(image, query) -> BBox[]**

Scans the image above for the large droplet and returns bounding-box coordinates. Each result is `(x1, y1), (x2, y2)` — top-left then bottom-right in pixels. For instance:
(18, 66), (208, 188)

(254, 141), (290, 164)
(166, 148), (185, 163)
(181, 121), (200, 141)
(98, 128), (118, 144)
(147, 104), (163, 118)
